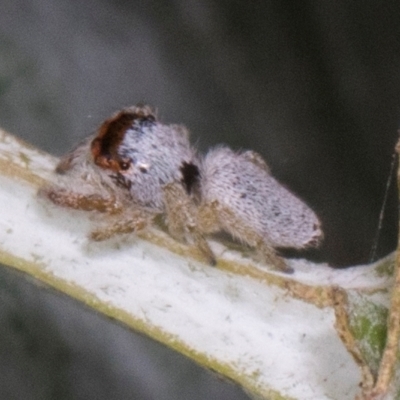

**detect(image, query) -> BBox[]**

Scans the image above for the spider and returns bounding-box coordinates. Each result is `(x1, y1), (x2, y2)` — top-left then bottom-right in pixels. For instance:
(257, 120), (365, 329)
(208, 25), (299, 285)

(39, 105), (323, 273)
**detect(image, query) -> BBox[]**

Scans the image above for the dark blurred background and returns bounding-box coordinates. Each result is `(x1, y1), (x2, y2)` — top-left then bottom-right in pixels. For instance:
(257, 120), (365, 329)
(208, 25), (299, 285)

(0, 1), (399, 399)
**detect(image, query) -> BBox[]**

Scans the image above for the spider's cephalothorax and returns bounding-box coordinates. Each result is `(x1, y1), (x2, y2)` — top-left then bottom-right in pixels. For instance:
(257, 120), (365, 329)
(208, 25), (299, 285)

(40, 105), (323, 273)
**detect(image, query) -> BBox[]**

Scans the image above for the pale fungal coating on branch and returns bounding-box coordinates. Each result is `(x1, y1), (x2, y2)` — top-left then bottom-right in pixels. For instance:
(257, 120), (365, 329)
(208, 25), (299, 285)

(39, 105), (323, 273)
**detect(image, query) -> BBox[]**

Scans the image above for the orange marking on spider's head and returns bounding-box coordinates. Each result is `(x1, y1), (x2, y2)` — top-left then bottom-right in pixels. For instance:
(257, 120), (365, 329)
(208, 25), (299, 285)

(91, 106), (156, 172)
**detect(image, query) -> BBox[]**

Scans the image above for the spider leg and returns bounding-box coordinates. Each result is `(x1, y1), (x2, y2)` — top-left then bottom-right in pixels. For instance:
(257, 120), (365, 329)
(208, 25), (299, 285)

(163, 182), (216, 266)
(39, 186), (123, 214)
(198, 200), (293, 273)
(90, 209), (153, 241)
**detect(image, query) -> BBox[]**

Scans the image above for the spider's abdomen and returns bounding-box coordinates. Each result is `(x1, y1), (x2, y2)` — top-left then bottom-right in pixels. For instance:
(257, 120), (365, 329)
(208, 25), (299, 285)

(201, 147), (323, 249)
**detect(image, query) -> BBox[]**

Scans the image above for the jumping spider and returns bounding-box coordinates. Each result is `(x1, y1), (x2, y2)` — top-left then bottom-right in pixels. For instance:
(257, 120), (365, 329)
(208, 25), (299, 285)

(39, 105), (323, 273)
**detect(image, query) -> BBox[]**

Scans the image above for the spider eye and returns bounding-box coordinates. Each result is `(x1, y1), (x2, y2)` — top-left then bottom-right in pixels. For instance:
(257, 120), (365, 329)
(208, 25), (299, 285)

(119, 160), (131, 171)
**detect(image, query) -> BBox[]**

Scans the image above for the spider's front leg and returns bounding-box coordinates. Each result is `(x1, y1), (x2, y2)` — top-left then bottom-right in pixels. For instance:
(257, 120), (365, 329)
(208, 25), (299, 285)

(163, 182), (216, 266)
(40, 184), (154, 242)
(90, 209), (154, 241)
(198, 200), (293, 273)
(39, 185), (124, 214)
